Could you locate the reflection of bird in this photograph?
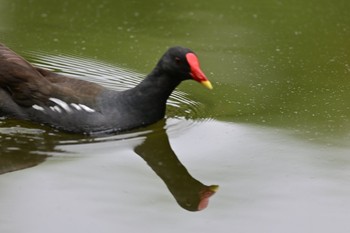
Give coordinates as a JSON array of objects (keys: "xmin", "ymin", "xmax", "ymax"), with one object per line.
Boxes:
[
  {"xmin": 0, "ymin": 143, "xmax": 46, "ymax": 174},
  {"xmin": 134, "ymin": 122, "xmax": 218, "ymax": 211},
  {"xmin": 0, "ymin": 122, "xmax": 59, "ymax": 174},
  {"xmin": 0, "ymin": 44, "xmax": 212, "ymax": 134}
]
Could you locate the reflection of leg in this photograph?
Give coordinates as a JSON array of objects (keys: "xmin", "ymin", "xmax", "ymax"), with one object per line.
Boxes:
[{"xmin": 134, "ymin": 123, "xmax": 217, "ymax": 211}]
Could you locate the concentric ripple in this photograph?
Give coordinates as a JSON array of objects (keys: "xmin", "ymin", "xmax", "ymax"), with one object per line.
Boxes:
[{"xmin": 20, "ymin": 51, "xmax": 211, "ymax": 142}]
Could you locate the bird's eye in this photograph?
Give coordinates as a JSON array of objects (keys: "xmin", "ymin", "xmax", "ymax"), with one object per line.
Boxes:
[{"xmin": 175, "ymin": 57, "xmax": 181, "ymax": 64}]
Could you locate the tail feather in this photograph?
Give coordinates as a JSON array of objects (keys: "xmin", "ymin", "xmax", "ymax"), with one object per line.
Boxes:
[
  {"xmin": 0, "ymin": 43, "xmax": 51, "ymax": 107},
  {"xmin": 0, "ymin": 43, "xmax": 36, "ymax": 70}
]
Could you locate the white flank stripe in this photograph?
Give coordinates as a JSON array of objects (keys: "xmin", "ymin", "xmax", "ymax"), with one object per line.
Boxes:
[
  {"xmin": 50, "ymin": 106, "xmax": 62, "ymax": 113},
  {"xmin": 71, "ymin": 103, "xmax": 82, "ymax": 110},
  {"xmin": 79, "ymin": 104, "xmax": 96, "ymax": 113},
  {"xmin": 54, "ymin": 106, "xmax": 62, "ymax": 113},
  {"xmin": 49, "ymin": 97, "xmax": 72, "ymax": 112},
  {"xmin": 32, "ymin": 104, "xmax": 45, "ymax": 111}
]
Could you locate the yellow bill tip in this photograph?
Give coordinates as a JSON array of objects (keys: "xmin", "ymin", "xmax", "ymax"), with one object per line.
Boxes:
[
  {"xmin": 209, "ymin": 185, "xmax": 219, "ymax": 192},
  {"xmin": 201, "ymin": 80, "xmax": 213, "ymax": 90}
]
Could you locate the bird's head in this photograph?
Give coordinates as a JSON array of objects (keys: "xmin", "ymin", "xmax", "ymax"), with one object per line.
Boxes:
[{"xmin": 158, "ymin": 46, "xmax": 213, "ymax": 89}]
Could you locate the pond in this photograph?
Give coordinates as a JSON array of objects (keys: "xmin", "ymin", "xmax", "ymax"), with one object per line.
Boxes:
[{"xmin": 1, "ymin": 0, "xmax": 350, "ymax": 232}]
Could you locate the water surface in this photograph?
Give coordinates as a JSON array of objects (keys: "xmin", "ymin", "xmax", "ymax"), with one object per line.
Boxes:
[{"xmin": 1, "ymin": 0, "xmax": 350, "ymax": 232}]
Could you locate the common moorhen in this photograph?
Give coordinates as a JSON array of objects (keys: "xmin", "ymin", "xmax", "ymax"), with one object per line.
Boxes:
[{"xmin": 0, "ymin": 44, "xmax": 212, "ymax": 134}]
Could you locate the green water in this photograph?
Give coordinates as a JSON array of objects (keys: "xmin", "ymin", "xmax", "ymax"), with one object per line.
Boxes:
[
  {"xmin": 1, "ymin": 0, "xmax": 350, "ymax": 232},
  {"xmin": 2, "ymin": 0, "xmax": 349, "ymax": 141}
]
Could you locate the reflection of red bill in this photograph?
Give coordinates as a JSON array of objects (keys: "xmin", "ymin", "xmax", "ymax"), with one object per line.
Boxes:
[{"xmin": 198, "ymin": 185, "xmax": 219, "ymax": 211}]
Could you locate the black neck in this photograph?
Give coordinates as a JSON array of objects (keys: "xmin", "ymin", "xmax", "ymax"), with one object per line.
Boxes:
[
  {"xmin": 135, "ymin": 67, "xmax": 181, "ymax": 102},
  {"xmin": 118, "ymin": 67, "xmax": 181, "ymax": 125}
]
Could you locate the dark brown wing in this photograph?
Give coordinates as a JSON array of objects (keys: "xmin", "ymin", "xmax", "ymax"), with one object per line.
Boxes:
[
  {"xmin": 0, "ymin": 44, "xmax": 104, "ymax": 107},
  {"xmin": 35, "ymin": 67, "xmax": 105, "ymax": 105}
]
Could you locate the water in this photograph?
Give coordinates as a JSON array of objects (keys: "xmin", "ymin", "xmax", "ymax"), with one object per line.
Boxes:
[{"xmin": 1, "ymin": 0, "xmax": 350, "ymax": 232}]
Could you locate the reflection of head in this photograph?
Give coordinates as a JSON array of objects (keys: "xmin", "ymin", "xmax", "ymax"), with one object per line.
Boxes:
[
  {"xmin": 134, "ymin": 123, "xmax": 218, "ymax": 211},
  {"xmin": 198, "ymin": 185, "xmax": 219, "ymax": 211},
  {"xmin": 174, "ymin": 184, "xmax": 219, "ymax": 211}
]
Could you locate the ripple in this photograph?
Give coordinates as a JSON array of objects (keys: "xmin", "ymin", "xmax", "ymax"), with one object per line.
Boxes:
[
  {"xmin": 0, "ymin": 52, "xmax": 213, "ymax": 174},
  {"xmin": 21, "ymin": 51, "xmax": 210, "ymax": 142},
  {"xmin": 25, "ymin": 51, "xmax": 206, "ymax": 119}
]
